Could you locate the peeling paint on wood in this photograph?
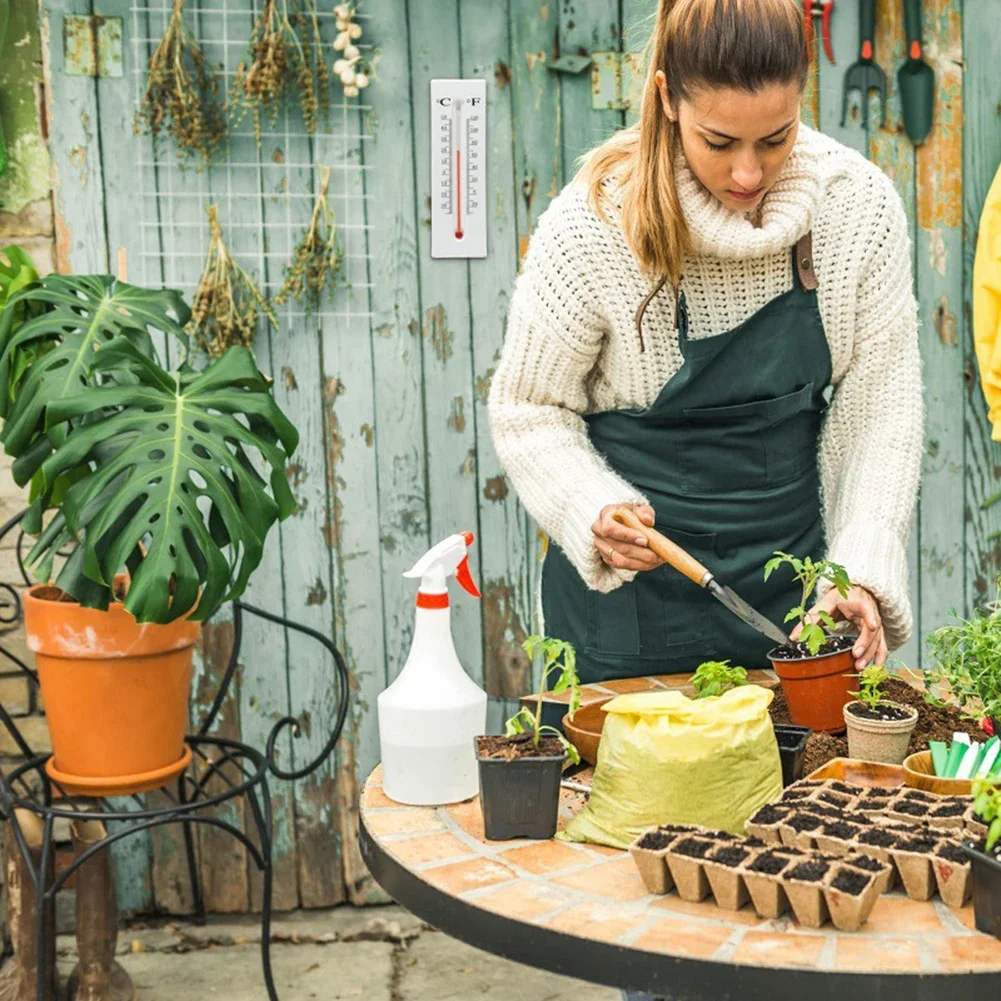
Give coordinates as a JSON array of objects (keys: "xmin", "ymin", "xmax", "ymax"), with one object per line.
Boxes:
[
  {"xmin": 447, "ymin": 395, "xmax": 465, "ymax": 432},
  {"xmin": 283, "ymin": 365, "xmax": 298, "ymax": 390},
  {"xmin": 425, "ymin": 303, "xmax": 454, "ymax": 362},
  {"xmin": 360, "ymin": 422, "xmax": 374, "ymax": 446},
  {"xmin": 495, "ymin": 60, "xmax": 512, "ymax": 89},
  {"xmin": 482, "ymin": 577, "xmax": 531, "ymax": 697},
  {"xmin": 934, "ymin": 295, "xmax": 958, "ymax": 346},
  {"xmin": 476, "ymin": 369, "xmax": 494, "ymax": 402},
  {"xmin": 306, "ymin": 577, "xmax": 328, "ymax": 605},
  {"xmin": 484, "ymin": 474, "xmax": 508, "ymax": 501}
]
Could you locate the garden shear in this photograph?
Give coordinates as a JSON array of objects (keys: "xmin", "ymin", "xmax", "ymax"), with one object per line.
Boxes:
[
  {"xmin": 841, "ymin": 0, "xmax": 886, "ymax": 128},
  {"xmin": 804, "ymin": 0, "xmax": 836, "ymax": 64}
]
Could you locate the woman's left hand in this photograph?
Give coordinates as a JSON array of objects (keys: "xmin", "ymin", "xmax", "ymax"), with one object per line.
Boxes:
[{"xmin": 790, "ymin": 585, "xmax": 887, "ymax": 669}]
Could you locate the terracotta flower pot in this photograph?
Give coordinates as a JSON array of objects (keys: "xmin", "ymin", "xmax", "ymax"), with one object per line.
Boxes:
[
  {"xmin": 24, "ymin": 585, "xmax": 200, "ymax": 794},
  {"xmin": 768, "ymin": 639, "xmax": 859, "ymax": 734},
  {"xmin": 843, "ymin": 700, "xmax": 919, "ymax": 765}
]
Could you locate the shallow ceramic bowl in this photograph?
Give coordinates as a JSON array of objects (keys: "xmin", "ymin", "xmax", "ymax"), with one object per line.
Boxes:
[
  {"xmin": 562, "ymin": 700, "xmax": 611, "ymax": 766},
  {"xmin": 903, "ymin": 750, "xmax": 972, "ymax": 795}
]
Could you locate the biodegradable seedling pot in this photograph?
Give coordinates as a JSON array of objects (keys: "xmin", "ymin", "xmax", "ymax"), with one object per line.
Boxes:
[
  {"xmin": 768, "ymin": 637, "xmax": 859, "ymax": 734},
  {"xmin": 843, "ymin": 700, "xmax": 919, "ymax": 765},
  {"xmin": 933, "ymin": 842, "xmax": 973, "ymax": 909},
  {"xmin": 703, "ymin": 844, "xmax": 756, "ymax": 911},
  {"xmin": 742, "ymin": 850, "xmax": 799, "ymax": 919},
  {"xmin": 779, "ymin": 812, "xmax": 824, "ymax": 850},
  {"xmin": 890, "ymin": 837, "xmax": 938, "ymax": 901},
  {"xmin": 843, "ymin": 852, "xmax": 893, "ymax": 895},
  {"xmin": 23, "ymin": 584, "xmax": 200, "ymax": 795},
  {"xmin": 853, "ymin": 829, "xmax": 902, "ymax": 891},
  {"xmin": 629, "ymin": 829, "xmax": 677, "ymax": 895},
  {"xmin": 774, "ymin": 725, "xmax": 813, "ymax": 786},
  {"xmin": 824, "ymin": 866, "xmax": 881, "ymax": 932},
  {"xmin": 962, "ymin": 840, "xmax": 1001, "ymax": 939},
  {"xmin": 815, "ymin": 820, "xmax": 864, "ymax": 857},
  {"xmin": 745, "ymin": 803, "xmax": 790, "ymax": 845},
  {"xmin": 475, "ymin": 738, "xmax": 565, "ymax": 841},
  {"xmin": 926, "ymin": 798, "xmax": 968, "ymax": 831},
  {"xmin": 782, "ymin": 859, "xmax": 833, "ymax": 928},
  {"xmin": 666, "ymin": 837, "xmax": 715, "ymax": 903},
  {"xmin": 965, "ymin": 804, "xmax": 989, "ymax": 841}
]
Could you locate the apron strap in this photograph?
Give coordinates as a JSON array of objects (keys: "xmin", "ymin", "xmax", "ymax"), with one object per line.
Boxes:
[
  {"xmin": 634, "ymin": 275, "xmax": 679, "ymax": 353},
  {"xmin": 795, "ymin": 231, "xmax": 818, "ymax": 291}
]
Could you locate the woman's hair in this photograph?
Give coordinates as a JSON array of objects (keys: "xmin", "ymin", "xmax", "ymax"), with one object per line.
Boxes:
[{"xmin": 580, "ymin": 0, "xmax": 809, "ymax": 289}]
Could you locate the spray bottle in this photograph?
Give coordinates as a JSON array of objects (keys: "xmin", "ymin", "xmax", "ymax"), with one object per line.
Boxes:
[{"xmin": 378, "ymin": 531, "xmax": 487, "ymax": 805}]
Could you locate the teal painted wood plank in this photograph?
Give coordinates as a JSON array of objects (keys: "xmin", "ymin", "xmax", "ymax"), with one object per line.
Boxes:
[
  {"xmin": 42, "ymin": 0, "xmax": 107, "ymax": 273},
  {"xmin": 406, "ymin": 1, "xmax": 483, "ymax": 684},
  {"xmin": 366, "ymin": 0, "xmax": 428, "ymax": 692},
  {"xmin": 816, "ymin": 0, "xmax": 867, "ymax": 154},
  {"xmin": 914, "ymin": 0, "xmax": 963, "ymax": 657},
  {"xmin": 962, "ymin": 3, "xmax": 1001, "ymax": 612},
  {"xmin": 460, "ymin": 0, "xmax": 533, "ymax": 702}
]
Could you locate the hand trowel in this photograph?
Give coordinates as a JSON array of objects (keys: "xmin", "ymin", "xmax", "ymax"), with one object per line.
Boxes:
[
  {"xmin": 613, "ymin": 509, "xmax": 790, "ymax": 648},
  {"xmin": 898, "ymin": 0, "xmax": 935, "ymax": 145}
]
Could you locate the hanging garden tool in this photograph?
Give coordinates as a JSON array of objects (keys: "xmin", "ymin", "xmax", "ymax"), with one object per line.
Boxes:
[
  {"xmin": 898, "ymin": 0, "xmax": 935, "ymax": 144},
  {"xmin": 803, "ymin": 0, "xmax": 836, "ymax": 65},
  {"xmin": 841, "ymin": 0, "xmax": 886, "ymax": 128}
]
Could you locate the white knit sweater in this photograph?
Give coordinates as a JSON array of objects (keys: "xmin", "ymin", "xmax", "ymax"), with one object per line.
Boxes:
[{"xmin": 487, "ymin": 124, "xmax": 924, "ymax": 651}]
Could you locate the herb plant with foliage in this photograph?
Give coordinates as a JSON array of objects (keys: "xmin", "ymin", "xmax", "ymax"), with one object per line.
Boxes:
[
  {"xmin": 691, "ymin": 660, "xmax": 747, "ymax": 699},
  {"xmin": 0, "ymin": 265, "xmax": 298, "ymax": 625},
  {"xmin": 850, "ymin": 664, "xmax": 891, "ymax": 711},
  {"xmin": 972, "ymin": 777, "xmax": 1001, "ymax": 853},
  {"xmin": 505, "ymin": 635, "xmax": 581, "ymax": 764},
  {"xmin": 764, "ymin": 551, "xmax": 852, "ymax": 655}
]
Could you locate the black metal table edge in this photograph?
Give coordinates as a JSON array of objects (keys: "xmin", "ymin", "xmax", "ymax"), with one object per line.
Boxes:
[{"xmin": 360, "ymin": 813, "xmax": 998, "ymax": 1001}]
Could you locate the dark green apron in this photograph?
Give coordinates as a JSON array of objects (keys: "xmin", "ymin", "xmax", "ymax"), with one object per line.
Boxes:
[{"xmin": 541, "ymin": 233, "xmax": 833, "ymax": 685}]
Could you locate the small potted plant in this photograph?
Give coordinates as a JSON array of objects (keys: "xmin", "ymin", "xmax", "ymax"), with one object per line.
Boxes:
[
  {"xmin": 843, "ymin": 664, "xmax": 918, "ymax": 764},
  {"xmin": 764, "ymin": 551, "xmax": 856, "ymax": 734},
  {"xmin": 963, "ymin": 777, "xmax": 1001, "ymax": 938},
  {"xmin": 476, "ymin": 635, "xmax": 580, "ymax": 840},
  {"xmin": 691, "ymin": 659, "xmax": 747, "ymax": 699},
  {"xmin": 0, "ymin": 258, "xmax": 298, "ymax": 794}
]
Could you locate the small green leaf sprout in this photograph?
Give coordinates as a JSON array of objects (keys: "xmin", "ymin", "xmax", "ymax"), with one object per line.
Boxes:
[
  {"xmin": 691, "ymin": 660, "xmax": 748, "ymax": 700},
  {"xmin": 764, "ymin": 551, "xmax": 851, "ymax": 656}
]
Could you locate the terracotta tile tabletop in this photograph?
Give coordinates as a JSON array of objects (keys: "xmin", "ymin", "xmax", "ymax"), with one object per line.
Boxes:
[{"xmin": 359, "ymin": 765, "xmax": 1001, "ymax": 979}]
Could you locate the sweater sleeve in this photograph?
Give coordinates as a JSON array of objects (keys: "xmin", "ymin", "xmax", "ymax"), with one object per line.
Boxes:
[
  {"xmin": 487, "ymin": 189, "xmax": 648, "ymax": 592},
  {"xmin": 817, "ymin": 174, "xmax": 924, "ymax": 651}
]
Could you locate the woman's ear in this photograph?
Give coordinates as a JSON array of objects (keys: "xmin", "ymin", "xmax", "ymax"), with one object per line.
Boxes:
[{"xmin": 654, "ymin": 70, "xmax": 675, "ymax": 121}]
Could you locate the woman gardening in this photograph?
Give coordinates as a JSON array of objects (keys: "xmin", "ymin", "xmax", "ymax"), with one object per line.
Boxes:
[{"xmin": 487, "ymin": 0, "xmax": 922, "ymax": 697}]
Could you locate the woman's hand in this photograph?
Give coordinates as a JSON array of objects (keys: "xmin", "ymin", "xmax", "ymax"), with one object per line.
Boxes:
[
  {"xmin": 591, "ymin": 504, "xmax": 665, "ymax": 572},
  {"xmin": 791, "ymin": 585, "xmax": 887, "ymax": 669}
]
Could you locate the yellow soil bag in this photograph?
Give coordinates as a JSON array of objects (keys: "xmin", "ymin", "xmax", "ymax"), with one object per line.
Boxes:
[{"xmin": 559, "ymin": 685, "xmax": 782, "ymax": 849}]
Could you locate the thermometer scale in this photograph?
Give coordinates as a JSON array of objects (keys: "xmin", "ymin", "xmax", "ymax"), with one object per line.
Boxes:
[{"xmin": 431, "ymin": 79, "xmax": 487, "ymax": 258}]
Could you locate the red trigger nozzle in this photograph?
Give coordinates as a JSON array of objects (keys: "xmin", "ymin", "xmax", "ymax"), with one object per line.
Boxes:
[{"xmin": 456, "ymin": 554, "xmax": 480, "ymax": 598}]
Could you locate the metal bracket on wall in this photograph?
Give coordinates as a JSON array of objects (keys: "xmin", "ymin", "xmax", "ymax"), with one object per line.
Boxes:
[
  {"xmin": 590, "ymin": 51, "xmax": 644, "ymax": 112},
  {"xmin": 63, "ymin": 15, "xmax": 123, "ymax": 78}
]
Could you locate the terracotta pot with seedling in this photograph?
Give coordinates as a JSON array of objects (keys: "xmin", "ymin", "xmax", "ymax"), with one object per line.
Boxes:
[
  {"xmin": 843, "ymin": 664, "xmax": 918, "ymax": 764},
  {"xmin": 963, "ymin": 778, "xmax": 1001, "ymax": 938},
  {"xmin": 765, "ymin": 552, "xmax": 857, "ymax": 734},
  {"xmin": 476, "ymin": 636, "xmax": 580, "ymax": 840}
]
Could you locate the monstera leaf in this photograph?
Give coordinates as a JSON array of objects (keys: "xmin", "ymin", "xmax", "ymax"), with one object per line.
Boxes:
[{"xmin": 33, "ymin": 337, "xmax": 298, "ymax": 623}]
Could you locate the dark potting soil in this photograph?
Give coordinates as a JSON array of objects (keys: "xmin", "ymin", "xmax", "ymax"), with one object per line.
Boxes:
[
  {"xmin": 818, "ymin": 791, "xmax": 851, "ymax": 807},
  {"xmin": 831, "ymin": 869, "xmax": 870, "ymax": 895},
  {"xmin": 750, "ymin": 804, "xmax": 788, "ymax": 825},
  {"xmin": 710, "ymin": 846, "xmax": 750, "ymax": 868},
  {"xmin": 858, "ymin": 828, "xmax": 898, "ymax": 847},
  {"xmin": 821, "ymin": 821, "xmax": 861, "ymax": 840},
  {"xmin": 897, "ymin": 836, "xmax": 938, "ymax": 854},
  {"xmin": 476, "ymin": 734, "xmax": 565, "ymax": 760},
  {"xmin": 745, "ymin": 836, "xmax": 766, "ymax": 849},
  {"xmin": 807, "ymin": 804, "xmax": 845, "ymax": 819},
  {"xmin": 673, "ymin": 837, "xmax": 713, "ymax": 859},
  {"xmin": 769, "ymin": 633, "xmax": 855, "ymax": 661},
  {"xmin": 857, "ymin": 787, "xmax": 895, "ymax": 802},
  {"xmin": 802, "ymin": 733, "xmax": 850, "ymax": 775},
  {"xmin": 845, "ymin": 854, "xmax": 884, "ymax": 873},
  {"xmin": 657, "ymin": 824, "xmax": 702, "ymax": 834},
  {"xmin": 846, "ymin": 702, "xmax": 914, "ymax": 723},
  {"xmin": 894, "ymin": 800, "xmax": 929, "ymax": 818},
  {"xmin": 829, "ymin": 781, "xmax": 864, "ymax": 796},
  {"xmin": 781, "ymin": 788, "xmax": 812, "ymax": 800},
  {"xmin": 935, "ymin": 842, "xmax": 970, "ymax": 864},
  {"xmin": 698, "ymin": 828, "xmax": 734, "ymax": 841},
  {"xmin": 901, "ymin": 789, "xmax": 934, "ymax": 802},
  {"xmin": 749, "ymin": 853, "xmax": 791, "ymax": 875},
  {"xmin": 787, "ymin": 813, "xmax": 824, "ymax": 832},
  {"xmin": 930, "ymin": 800, "xmax": 967, "ymax": 818},
  {"xmin": 787, "ymin": 860, "xmax": 831, "ymax": 882},
  {"xmin": 638, "ymin": 831, "xmax": 675, "ymax": 850}
]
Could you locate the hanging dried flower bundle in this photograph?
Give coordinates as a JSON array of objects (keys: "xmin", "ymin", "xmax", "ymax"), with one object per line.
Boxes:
[
  {"xmin": 275, "ymin": 165, "xmax": 342, "ymax": 310},
  {"xmin": 134, "ymin": 0, "xmax": 226, "ymax": 166},
  {"xmin": 332, "ymin": 3, "xmax": 371, "ymax": 98},
  {"xmin": 229, "ymin": 0, "xmax": 329, "ymax": 142},
  {"xmin": 189, "ymin": 205, "xmax": 277, "ymax": 358}
]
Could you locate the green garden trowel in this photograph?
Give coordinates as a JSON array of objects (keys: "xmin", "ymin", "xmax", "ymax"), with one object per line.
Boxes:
[{"xmin": 898, "ymin": 0, "xmax": 935, "ymax": 145}]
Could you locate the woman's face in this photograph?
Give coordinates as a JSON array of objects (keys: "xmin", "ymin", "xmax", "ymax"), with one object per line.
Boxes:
[{"xmin": 655, "ymin": 74, "xmax": 801, "ymax": 215}]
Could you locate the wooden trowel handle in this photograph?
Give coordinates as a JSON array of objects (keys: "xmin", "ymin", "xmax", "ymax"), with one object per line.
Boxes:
[{"xmin": 612, "ymin": 508, "xmax": 712, "ymax": 587}]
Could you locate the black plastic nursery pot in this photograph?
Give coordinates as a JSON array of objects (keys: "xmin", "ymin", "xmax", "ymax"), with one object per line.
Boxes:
[
  {"xmin": 475, "ymin": 738, "xmax": 565, "ymax": 840},
  {"xmin": 774, "ymin": 724, "xmax": 813, "ymax": 786},
  {"xmin": 963, "ymin": 841, "xmax": 1001, "ymax": 939}
]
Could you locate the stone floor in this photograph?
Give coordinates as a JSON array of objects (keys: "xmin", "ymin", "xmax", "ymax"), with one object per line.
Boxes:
[{"xmin": 52, "ymin": 904, "xmax": 620, "ymax": 1001}]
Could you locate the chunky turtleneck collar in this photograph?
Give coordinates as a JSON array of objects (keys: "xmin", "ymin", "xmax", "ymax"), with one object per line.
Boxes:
[{"xmin": 675, "ymin": 124, "xmax": 846, "ymax": 260}]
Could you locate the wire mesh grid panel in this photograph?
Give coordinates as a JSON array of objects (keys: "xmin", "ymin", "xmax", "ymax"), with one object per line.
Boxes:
[{"xmin": 131, "ymin": 0, "xmax": 375, "ymax": 329}]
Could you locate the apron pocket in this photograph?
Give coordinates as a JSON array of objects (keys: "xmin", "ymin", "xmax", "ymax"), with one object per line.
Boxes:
[
  {"xmin": 584, "ymin": 583, "xmax": 641, "ymax": 657},
  {"xmin": 646, "ymin": 526, "xmax": 716, "ymax": 657}
]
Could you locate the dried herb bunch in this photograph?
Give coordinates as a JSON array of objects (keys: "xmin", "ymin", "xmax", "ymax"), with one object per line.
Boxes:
[
  {"xmin": 190, "ymin": 205, "xmax": 277, "ymax": 357},
  {"xmin": 135, "ymin": 0, "xmax": 226, "ymax": 166},
  {"xmin": 229, "ymin": 0, "xmax": 329, "ymax": 141},
  {"xmin": 276, "ymin": 166, "xmax": 342, "ymax": 309}
]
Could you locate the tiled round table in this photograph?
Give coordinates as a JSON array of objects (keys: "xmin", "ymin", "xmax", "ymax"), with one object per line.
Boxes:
[{"xmin": 359, "ymin": 766, "xmax": 1001, "ymax": 1000}]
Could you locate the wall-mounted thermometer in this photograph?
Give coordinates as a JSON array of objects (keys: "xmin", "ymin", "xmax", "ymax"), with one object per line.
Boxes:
[{"xmin": 431, "ymin": 79, "xmax": 487, "ymax": 259}]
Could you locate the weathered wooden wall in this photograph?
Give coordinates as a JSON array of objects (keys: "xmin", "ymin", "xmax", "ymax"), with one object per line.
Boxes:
[{"xmin": 32, "ymin": 0, "xmax": 1001, "ymax": 911}]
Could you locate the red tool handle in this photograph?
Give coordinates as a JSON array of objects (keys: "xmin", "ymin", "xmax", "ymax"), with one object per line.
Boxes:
[{"xmin": 821, "ymin": 2, "xmax": 835, "ymax": 65}]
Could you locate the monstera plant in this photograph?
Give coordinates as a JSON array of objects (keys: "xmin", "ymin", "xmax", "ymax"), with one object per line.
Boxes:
[{"xmin": 0, "ymin": 252, "xmax": 299, "ymax": 792}]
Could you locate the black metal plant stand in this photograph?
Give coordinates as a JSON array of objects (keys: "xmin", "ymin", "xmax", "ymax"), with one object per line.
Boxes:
[{"xmin": 0, "ymin": 509, "xmax": 351, "ymax": 1001}]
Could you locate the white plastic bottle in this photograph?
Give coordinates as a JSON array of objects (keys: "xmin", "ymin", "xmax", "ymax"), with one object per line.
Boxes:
[{"xmin": 378, "ymin": 531, "xmax": 487, "ymax": 805}]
